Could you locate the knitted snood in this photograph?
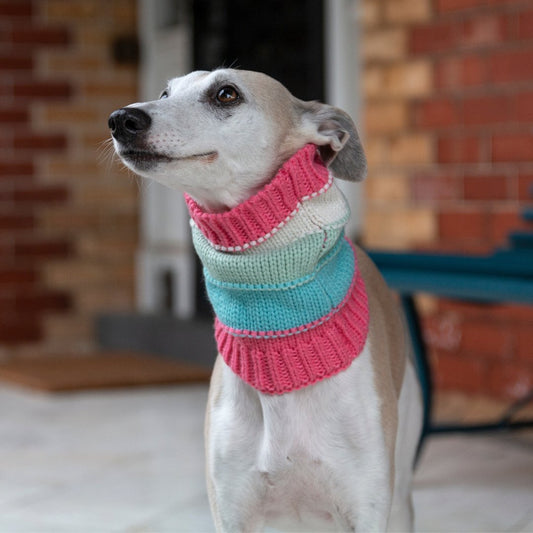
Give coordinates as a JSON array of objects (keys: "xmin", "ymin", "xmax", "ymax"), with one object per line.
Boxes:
[{"xmin": 185, "ymin": 144, "xmax": 369, "ymax": 395}]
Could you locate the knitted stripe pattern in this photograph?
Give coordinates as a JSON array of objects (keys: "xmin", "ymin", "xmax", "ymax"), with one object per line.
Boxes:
[{"xmin": 187, "ymin": 144, "xmax": 369, "ymax": 394}]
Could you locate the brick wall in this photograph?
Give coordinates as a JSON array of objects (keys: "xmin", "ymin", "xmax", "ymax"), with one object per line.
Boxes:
[
  {"xmin": 360, "ymin": 0, "xmax": 533, "ymax": 399},
  {"xmin": 0, "ymin": 0, "xmax": 138, "ymax": 359}
]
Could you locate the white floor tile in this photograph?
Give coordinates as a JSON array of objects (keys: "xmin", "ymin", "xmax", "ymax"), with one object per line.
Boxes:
[
  {"xmin": 0, "ymin": 383, "xmax": 532, "ymax": 532},
  {"xmin": 414, "ymin": 434, "xmax": 533, "ymax": 532}
]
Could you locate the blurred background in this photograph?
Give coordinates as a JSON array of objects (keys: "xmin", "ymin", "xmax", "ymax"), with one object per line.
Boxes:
[{"xmin": 1, "ymin": 0, "xmax": 532, "ymax": 402}]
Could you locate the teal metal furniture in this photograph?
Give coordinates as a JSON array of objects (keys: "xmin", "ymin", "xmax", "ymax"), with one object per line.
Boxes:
[{"xmin": 368, "ymin": 206, "xmax": 533, "ymax": 443}]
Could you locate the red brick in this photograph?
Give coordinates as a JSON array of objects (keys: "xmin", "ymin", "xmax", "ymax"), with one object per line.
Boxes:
[
  {"xmin": 0, "ymin": 53, "xmax": 33, "ymax": 71},
  {"xmin": 13, "ymin": 133, "xmax": 67, "ymax": 151},
  {"xmin": 436, "ymin": 0, "xmax": 488, "ymax": 12},
  {"xmin": 487, "ymin": 363, "xmax": 533, "ymax": 400},
  {"xmin": 438, "ymin": 300, "xmax": 490, "ymax": 320},
  {"xmin": 422, "ymin": 314, "xmax": 462, "ymax": 352},
  {"xmin": 1, "ymin": 290, "xmax": 71, "ymax": 313},
  {"xmin": 415, "ymin": 98, "xmax": 460, "ymax": 128},
  {"xmin": 438, "ymin": 298, "xmax": 533, "ymax": 318},
  {"xmin": 435, "ymin": 351, "xmax": 485, "ymax": 394},
  {"xmin": 492, "ymin": 132, "xmax": 533, "ymax": 162},
  {"xmin": 463, "ymin": 94, "xmax": 510, "ymax": 126},
  {"xmin": 489, "ymin": 49, "xmax": 533, "ymax": 83},
  {"xmin": 0, "ymin": 107, "xmax": 28, "ymax": 123},
  {"xmin": 11, "ymin": 27, "xmax": 70, "ymax": 46},
  {"xmin": 0, "ymin": 132, "xmax": 12, "ymax": 150},
  {"xmin": 415, "ymin": 241, "xmax": 493, "ymax": 254},
  {"xmin": 439, "ymin": 300, "xmax": 533, "ymax": 323},
  {"xmin": 438, "ymin": 135, "xmax": 481, "ymax": 163},
  {"xmin": 410, "ymin": 21, "xmax": 457, "ymax": 54},
  {"xmin": 518, "ymin": 8, "xmax": 533, "ymax": 39},
  {"xmin": 517, "ymin": 326, "xmax": 533, "ymax": 362},
  {"xmin": 0, "ymin": 315, "xmax": 41, "ymax": 344},
  {"xmin": 0, "ymin": 240, "xmax": 12, "ymax": 259},
  {"xmin": 458, "ymin": 14, "xmax": 507, "ymax": 48},
  {"xmin": 464, "ymin": 174, "xmax": 509, "ymax": 201},
  {"xmin": 0, "ymin": 189, "xmax": 12, "ymax": 202},
  {"xmin": 518, "ymin": 174, "xmax": 533, "ymax": 200},
  {"xmin": 13, "ymin": 185, "xmax": 69, "ymax": 204},
  {"xmin": 438, "ymin": 210, "xmax": 487, "ymax": 243},
  {"xmin": 460, "ymin": 320, "xmax": 512, "ymax": 359},
  {"xmin": 436, "ymin": 55, "xmax": 487, "ymax": 89},
  {"xmin": 0, "ymin": 214, "xmax": 34, "ymax": 230},
  {"xmin": 412, "ymin": 173, "xmax": 463, "ymax": 203},
  {"xmin": 0, "ymin": 161, "xmax": 34, "ymax": 177},
  {"xmin": 488, "ymin": 209, "xmax": 529, "ymax": 245},
  {"xmin": 14, "ymin": 80, "xmax": 72, "ymax": 101},
  {"xmin": 512, "ymin": 91, "xmax": 533, "ymax": 122},
  {"xmin": 0, "ymin": 1, "xmax": 32, "ymax": 17},
  {"xmin": 14, "ymin": 239, "xmax": 71, "ymax": 258},
  {"xmin": 0, "ymin": 267, "xmax": 36, "ymax": 286}
]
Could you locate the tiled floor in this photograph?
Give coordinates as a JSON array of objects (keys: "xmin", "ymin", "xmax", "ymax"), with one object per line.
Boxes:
[{"xmin": 0, "ymin": 383, "xmax": 532, "ymax": 533}]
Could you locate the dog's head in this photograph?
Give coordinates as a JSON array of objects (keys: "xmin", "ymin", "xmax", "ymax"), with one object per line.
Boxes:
[{"xmin": 109, "ymin": 69, "xmax": 366, "ymax": 212}]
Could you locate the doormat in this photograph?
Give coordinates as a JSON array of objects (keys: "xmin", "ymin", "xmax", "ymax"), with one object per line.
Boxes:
[{"xmin": 0, "ymin": 351, "xmax": 212, "ymax": 392}]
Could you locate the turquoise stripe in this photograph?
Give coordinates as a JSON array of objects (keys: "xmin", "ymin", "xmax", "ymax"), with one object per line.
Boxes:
[{"xmin": 204, "ymin": 236, "xmax": 355, "ymax": 332}]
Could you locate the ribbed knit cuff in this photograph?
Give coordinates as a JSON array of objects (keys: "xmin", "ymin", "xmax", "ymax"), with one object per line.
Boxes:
[{"xmin": 184, "ymin": 144, "xmax": 331, "ymax": 252}]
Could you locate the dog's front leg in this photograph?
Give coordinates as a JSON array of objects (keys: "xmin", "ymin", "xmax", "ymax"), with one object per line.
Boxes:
[
  {"xmin": 207, "ymin": 470, "xmax": 266, "ymax": 533},
  {"xmin": 333, "ymin": 470, "xmax": 393, "ymax": 533},
  {"xmin": 326, "ymin": 414, "xmax": 395, "ymax": 531},
  {"xmin": 206, "ymin": 362, "xmax": 267, "ymax": 533}
]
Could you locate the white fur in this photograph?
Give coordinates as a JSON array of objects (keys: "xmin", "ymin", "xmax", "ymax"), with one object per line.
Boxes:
[{"xmin": 110, "ymin": 68, "xmax": 423, "ymax": 532}]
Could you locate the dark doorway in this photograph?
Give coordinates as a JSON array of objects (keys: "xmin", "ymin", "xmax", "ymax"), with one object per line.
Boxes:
[{"xmin": 192, "ymin": 0, "xmax": 325, "ymax": 102}]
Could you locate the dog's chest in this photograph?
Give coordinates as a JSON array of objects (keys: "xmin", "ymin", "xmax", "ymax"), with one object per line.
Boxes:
[
  {"xmin": 260, "ymin": 453, "xmax": 342, "ymax": 532},
  {"xmin": 255, "ymin": 388, "xmax": 354, "ymax": 530},
  {"xmin": 208, "ymin": 344, "xmax": 388, "ymax": 530}
]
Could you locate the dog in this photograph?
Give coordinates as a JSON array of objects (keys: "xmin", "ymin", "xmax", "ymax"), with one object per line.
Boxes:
[{"xmin": 109, "ymin": 69, "xmax": 423, "ymax": 532}]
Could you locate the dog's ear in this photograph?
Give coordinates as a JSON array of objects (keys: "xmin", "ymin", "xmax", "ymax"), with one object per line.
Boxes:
[{"xmin": 296, "ymin": 100, "xmax": 367, "ymax": 182}]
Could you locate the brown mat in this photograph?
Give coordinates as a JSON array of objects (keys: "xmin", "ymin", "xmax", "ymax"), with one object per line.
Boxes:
[{"xmin": 0, "ymin": 351, "xmax": 212, "ymax": 392}]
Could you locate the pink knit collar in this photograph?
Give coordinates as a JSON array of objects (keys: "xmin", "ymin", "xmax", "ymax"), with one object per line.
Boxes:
[{"xmin": 184, "ymin": 144, "xmax": 331, "ymax": 252}]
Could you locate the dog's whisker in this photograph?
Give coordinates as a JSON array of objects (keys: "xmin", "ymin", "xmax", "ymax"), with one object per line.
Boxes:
[{"xmin": 96, "ymin": 138, "xmax": 118, "ymax": 173}]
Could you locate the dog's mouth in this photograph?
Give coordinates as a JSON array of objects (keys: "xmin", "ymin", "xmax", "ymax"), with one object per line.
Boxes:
[
  {"xmin": 119, "ymin": 149, "xmax": 218, "ymax": 167},
  {"xmin": 120, "ymin": 150, "xmax": 173, "ymax": 165}
]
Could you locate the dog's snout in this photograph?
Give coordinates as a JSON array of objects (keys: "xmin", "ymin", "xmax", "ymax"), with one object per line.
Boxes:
[{"xmin": 108, "ymin": 108, "xmax": 152, "ymax": 142}]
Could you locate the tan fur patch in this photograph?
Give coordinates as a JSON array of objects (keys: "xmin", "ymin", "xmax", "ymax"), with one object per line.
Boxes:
[{"xmin": 356, "ymin": 246, "xmax": 407, "ymax": 479}]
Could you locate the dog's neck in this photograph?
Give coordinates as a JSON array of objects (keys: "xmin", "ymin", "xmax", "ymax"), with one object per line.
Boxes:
[
  {"xmin": 186, "ymin": 145, "xmax": 369, "ymax": 394},
  {"xmin": 185, "ymin": 144, "xmax": 333, "ymax": 250}
]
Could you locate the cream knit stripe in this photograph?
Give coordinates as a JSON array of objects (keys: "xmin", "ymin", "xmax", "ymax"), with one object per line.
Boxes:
[{"xmin": 191, "ymin": 224, "xmax": 345, "ymax": 285}]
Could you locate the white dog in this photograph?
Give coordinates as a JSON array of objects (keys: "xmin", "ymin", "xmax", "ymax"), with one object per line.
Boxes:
[{"xmin": 109, "ymin": 69, "xmax": 423, "ymax": 532}]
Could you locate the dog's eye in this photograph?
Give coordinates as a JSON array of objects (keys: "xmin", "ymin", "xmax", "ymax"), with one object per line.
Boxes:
[
  {"xmin": 216, "ymin": 86, "xmax": 240, "ymax": 105},
  {"xmin": 160, "ymin": 90, "xmax": 169, "ymax": 99}
]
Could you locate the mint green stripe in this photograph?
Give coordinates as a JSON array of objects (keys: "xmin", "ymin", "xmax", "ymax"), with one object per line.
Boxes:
[{"xmin": 192, "ymin": 224, "xmax": 345, "ymax": 286}]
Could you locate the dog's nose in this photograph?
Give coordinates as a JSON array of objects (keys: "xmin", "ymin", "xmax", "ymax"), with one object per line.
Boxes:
[{"xmin": 108, "ymin": 107, "xmax": 152, "ymax": 142}]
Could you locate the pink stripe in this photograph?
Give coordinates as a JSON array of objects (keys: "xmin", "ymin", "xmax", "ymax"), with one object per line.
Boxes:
[{"xmin": 185, "ymin": 144, "xmax": 331, "ymax": 250}]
